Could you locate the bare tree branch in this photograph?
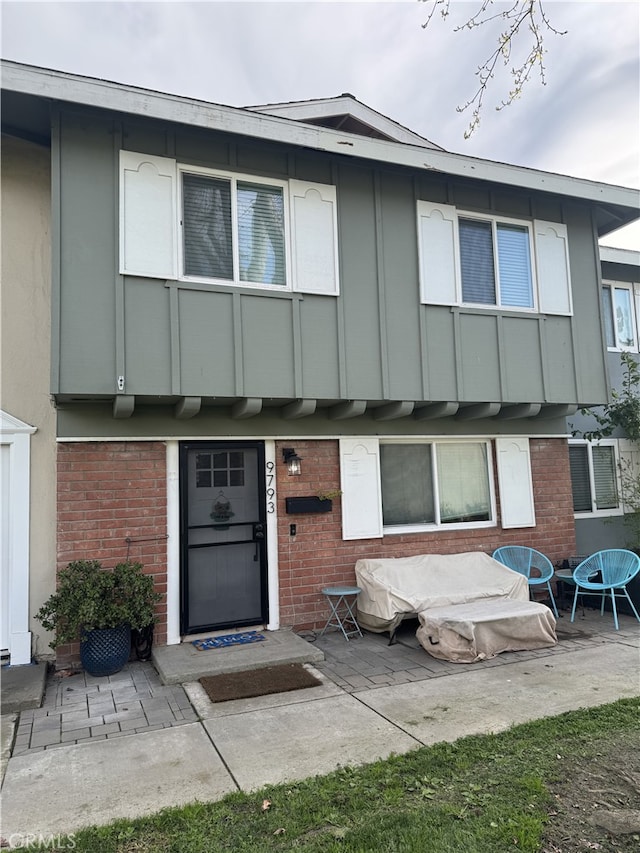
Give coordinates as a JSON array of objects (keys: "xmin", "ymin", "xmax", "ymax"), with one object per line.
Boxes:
[{"xmin": 421, "ymin": 0, "xmax": 567, "ymax": 138}]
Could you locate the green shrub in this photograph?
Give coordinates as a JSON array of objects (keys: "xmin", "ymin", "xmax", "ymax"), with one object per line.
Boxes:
[{"xmin": 35, "ymin": 560, "xmax": 163, "ymax": 648}]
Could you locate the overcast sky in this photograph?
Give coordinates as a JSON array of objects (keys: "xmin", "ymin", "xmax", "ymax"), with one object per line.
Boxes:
[{"xmin": 2, "ymin": 0, "xmax": 639, "ymax": 248}]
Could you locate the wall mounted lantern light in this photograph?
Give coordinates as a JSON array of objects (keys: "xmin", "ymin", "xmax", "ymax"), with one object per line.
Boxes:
[{"xmin": 282, "ymin": 447, "xmax": 302, "ymax": 476}]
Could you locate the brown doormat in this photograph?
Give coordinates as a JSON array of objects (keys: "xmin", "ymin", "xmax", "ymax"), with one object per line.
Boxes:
[{"xmin": 200, "ymin": 663, "xmax": 322, "ymax": 703}]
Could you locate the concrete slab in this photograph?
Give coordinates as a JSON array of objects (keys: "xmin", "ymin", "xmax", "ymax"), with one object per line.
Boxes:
[
  {"xmin": 153, "ymin": 628, "xmax": 324, "ymax": 684},
  {"xmin": 0, "ymin": 723, "xmax": 236, "ymax": 839},
  {"xmin": 203, "ymin": 692, "xmax": 420, "ymax": 791},
  {"xmin": 1, "ymin": 663, "xmax": 48, "ymax": 714},
  {"xmin": 185, "ymin": 664, "xmax": 344, "ymax": 719},
  {"xmin": 353, "ymin": 641, "xmax": 640, "ymax": 747}
]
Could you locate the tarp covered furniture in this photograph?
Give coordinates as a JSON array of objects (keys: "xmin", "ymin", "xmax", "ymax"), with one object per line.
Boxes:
[
  {"xmin": 354, "ymin": 551, "xmax": 557, "ymax": 662},
  {"xmin": 355, "ymin": 552, "xmax": 530, "ymax": 636},
  {"xmin": 416, "ymin": 598, "xmax": 557, "ymax": 663}
]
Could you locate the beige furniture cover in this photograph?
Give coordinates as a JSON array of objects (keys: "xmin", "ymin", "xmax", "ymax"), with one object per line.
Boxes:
[
  {"xmin": 416, "ymin": 598, "xmax": 557, "ymax": 663},
  {"xmin": 355, "ymin": 552, "xmax": 529, "ymax": 635}
]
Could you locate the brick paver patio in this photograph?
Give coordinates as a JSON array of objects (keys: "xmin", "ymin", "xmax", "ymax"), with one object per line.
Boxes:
[{"xmin": 10, "ymin": 607, "xmax": 639, "ymax": 755}]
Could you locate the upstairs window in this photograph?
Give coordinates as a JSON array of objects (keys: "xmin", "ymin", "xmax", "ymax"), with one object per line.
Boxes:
[
  {"xmin": 602, "ymin": 282, "xmax": 638, "ymax": 351},
  {"xmin": 182, "ymin": 172, "xmax": 286, "ymax": 287},
  {"xmin": 459, "ymin": 218, "xmax": 533, "ymax": 308},
  {"xmin": 119, "ymin": 151, "xmax": 339, "ymax": 296},
  {"xmin": 569, "ymin": 441, "xmax": 621, "ymax": 516},
  {"xmin": 417, "ymin": 202, "xmax": 572, "ymax": 315}
]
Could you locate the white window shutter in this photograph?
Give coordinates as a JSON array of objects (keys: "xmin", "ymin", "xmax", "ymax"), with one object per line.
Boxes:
[
  {"xmin": 340, "ymin": 438, "xmax": 383, "ymax": 540},
  {"xmin": 534, "ymin": 220, "xmax": 572, "ymax": 315},
  {"xmin": 495, "ymin": 437, "xmax": 536, "ymax": 528},
  {"xmin": 417, "ymin": 201, "xmax": 459, "ymax": 305},
  {"xmin": 119, "ymin": 151, "xmax": 178, "ymax": 279},
  {"xmin": 289, "ymin": 180, "xmax": 339, "ymax": 296}
]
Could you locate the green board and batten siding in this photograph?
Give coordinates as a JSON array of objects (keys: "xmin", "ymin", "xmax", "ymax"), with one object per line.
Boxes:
[{"xmin": 52, "ymin": 107, "xmax": 608, "ymax": 437}]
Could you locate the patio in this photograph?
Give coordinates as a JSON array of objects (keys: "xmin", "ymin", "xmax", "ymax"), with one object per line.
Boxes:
[{"xmin": 311, "ymin": 607, "xmax": 640, "ymax": 693}]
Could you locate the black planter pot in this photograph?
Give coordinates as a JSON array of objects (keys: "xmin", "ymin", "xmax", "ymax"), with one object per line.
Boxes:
[{"xmin": 80, "ymin": 624, "xmax": 131, "ymax": 677}]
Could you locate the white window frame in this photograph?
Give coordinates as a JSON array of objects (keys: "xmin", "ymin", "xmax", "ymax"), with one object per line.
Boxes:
[
  {"xmin": 601, "ymin": 280, "xmax": 639, "ymax": 352},
  {"xmin": 457, "ymin": 212, "xmax": 538, "ymax": 312},
  {"xmin": 177, "ymin": 164, "xmax": 293, "ymax": 293},
  {"xmin": 569, "ymin": 438, "xmax": 624, "ymax": 518},
  {"xmin": 379, "ymin": 438, "xmax": 497, "ymax": 535}
]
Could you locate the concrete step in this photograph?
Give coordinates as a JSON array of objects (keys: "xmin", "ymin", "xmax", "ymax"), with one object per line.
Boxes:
[
  {"xmin": 152, "ymin": 628, "xmax": 325, "ymax": 685},
  {"xmin": 1, "ymin": 662, "xmax": 48, "ymax": 714}
]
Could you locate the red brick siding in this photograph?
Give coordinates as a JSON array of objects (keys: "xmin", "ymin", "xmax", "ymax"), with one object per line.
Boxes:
[
  {"xmin": 55, "ymin": 436, "xmax": 575, "ymax": 665},
  {"xmin": 56, "ymin": 442, "xmax": 167, "ymax": 669},
  {"xmin": 276, "ymin": 438, "xmax": 575, "ymax": 630}
]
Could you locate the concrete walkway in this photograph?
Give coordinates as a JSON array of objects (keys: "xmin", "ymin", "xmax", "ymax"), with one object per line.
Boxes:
[{"xmin": 1, "ymin": 611, "xmax": 639, "ymax": 843}]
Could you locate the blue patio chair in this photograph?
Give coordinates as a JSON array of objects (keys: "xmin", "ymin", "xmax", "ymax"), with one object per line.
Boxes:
[
  {"xmin": 492, "ymin": 546, "xmax": 559, "ymax": 617},
  {"xmin": 571, "ymin": 549, "xmax": 640, "ymax": 631}
]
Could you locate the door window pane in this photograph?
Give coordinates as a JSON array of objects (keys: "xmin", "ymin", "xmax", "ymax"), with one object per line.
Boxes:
[
  {"xmin": 208, "ymin": 451, "xmax": 246, "ymax": 488},
  {"xmin": 195, "ymin": 453, "xmax": 212, "ymax": 488}
]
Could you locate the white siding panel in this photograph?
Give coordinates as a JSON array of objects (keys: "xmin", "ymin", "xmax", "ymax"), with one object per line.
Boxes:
[
  {"xmin": 534, "ymin": 220, "xmax": 572, "ymax": 316},
  {"xmin": 417, "ymin": 201, "xmax": 458, "ymax": 305},
  {"xmin": 340, "ymin": 438, "xmax": 383, "ymax": 540},
  {"xmin": 119, "ymin": 151, "xmax": 177, "ymax": 279},
  {"xmin": 289, "ymin": 180, "xmax": 339, "ymax": 295},
  {"xmin": 496, "ymin": 437, "xmax": 536, "ymax": 528}
]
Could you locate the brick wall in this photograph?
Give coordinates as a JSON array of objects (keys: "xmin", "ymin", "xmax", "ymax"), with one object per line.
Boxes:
[
  {"xmin": 276, "ymin": 437, "xmax": 576, "ymax": 630},
  {"xmin": 54, "ymin": 436, "xmax": 576, "ymax": 664},
  {"xmin": 56, "ymin": 442, "xmax": 167, "ymax": 669}
]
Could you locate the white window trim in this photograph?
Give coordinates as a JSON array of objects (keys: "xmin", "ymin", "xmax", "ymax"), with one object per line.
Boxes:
[
  {"xmin": 569, "ymin": 438, "xmax": 624, "ymax": 518},
  {"xmin": 380, "ymin": 438, "xmax": 497, "ymax": 535},
  {"xmin": 602, "ymin": 280, "xmax": 639, "ymax": 352},
  {"xmin": 177, "ymin": 164, "xmax": 293, "ymax": 293},
  {"xmin": 457, "ymin": 211, "xmax": 538, "ymax": 312}
]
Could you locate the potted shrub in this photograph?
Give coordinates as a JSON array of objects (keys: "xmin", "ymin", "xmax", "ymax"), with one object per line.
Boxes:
[{"xmin": 36, "ymin": 560, "xmax": 162, "ymax": 677}]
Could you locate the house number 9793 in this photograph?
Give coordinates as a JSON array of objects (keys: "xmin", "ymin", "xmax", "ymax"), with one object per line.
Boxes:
[{"xmin": 266, "ymin": 461, "xmax": 275, "ymax": 513}]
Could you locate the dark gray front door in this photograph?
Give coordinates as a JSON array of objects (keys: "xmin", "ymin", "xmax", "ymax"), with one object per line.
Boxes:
[{"xmin": 180, "ymin": 441, "xmax": 267, "ymax": 635}]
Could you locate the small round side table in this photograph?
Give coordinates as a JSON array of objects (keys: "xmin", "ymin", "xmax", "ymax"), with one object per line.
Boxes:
[{"xmin": 319, "ymin": 586, "xmax": 363, "ymax": 640}]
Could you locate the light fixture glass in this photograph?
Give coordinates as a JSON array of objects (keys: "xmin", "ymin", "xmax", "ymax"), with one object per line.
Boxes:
[{"xmin": 282, "ymin": 448, "xmax": 302, "ymax": 476}]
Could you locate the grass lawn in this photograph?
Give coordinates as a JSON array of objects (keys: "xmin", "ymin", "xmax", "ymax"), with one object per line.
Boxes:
[{"xmin": 54, "ymin": 698, "xmax": 639, "ymax": 853}]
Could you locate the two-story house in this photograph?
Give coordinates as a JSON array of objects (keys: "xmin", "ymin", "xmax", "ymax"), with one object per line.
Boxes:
[{"xmin": 2, "ymin": 61, "xmax": 639, "ymax": 668}]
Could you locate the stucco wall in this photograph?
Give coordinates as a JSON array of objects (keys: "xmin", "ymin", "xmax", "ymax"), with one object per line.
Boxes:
[{"xmin": 1, "ymin": 134, "xmax": 56, "ymax": 657}]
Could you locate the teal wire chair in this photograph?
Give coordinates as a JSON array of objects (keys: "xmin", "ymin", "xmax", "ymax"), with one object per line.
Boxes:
[
  {"xmin": 571, "ymin": 550, "xmax": 640, "ymax": 631},
  {"xmin": 492, "ymin": 546, "xmax": 559, "ymax": 617}
]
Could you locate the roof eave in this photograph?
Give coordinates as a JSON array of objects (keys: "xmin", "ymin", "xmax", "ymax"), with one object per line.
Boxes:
[{"xmin": 2, "ymin": 60, "xmax": 639, "ymax": 229}]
